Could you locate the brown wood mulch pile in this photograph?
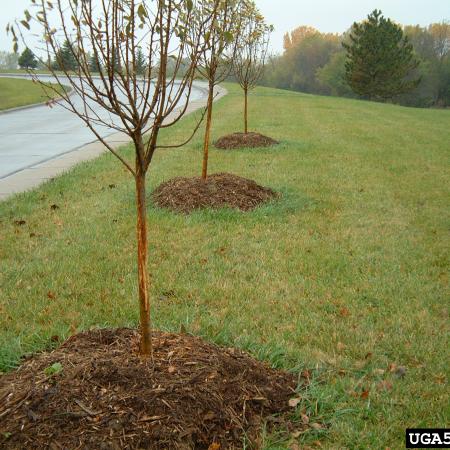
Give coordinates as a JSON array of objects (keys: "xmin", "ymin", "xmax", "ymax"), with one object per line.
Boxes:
[
  {"xmin": 214, "ymin": 133, "xmax": 278, "ymax": 150},
  {"xmin": 152, "ymin": 173, "xmax": 279, "ymax": 214},
  {"xmin": 0, "ymin": 328, "xmax": 301, "ymax": 449}
]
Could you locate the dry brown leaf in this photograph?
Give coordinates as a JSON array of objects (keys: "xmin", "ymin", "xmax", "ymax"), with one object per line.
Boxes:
[
  {"xmin": 360, "ymin": 389, "xmax": 370, "ymax": 399},
  {"xmin": 288, "ymin": 397, "xmax": 301, "ymax": 408},
  {"xmin": 301, "ymin": 413, "xmax": 309, "ymax": 424},
  {"xmin": 336, "ymin": 342, "xmax": 346, "ymax": 352},
  {"xmin": 168, "ymin": 366, "xmax": 176, "ymax": 374},
  {"xmin": 203, "ymin": 411, "xmax": 215, "ymax": 421},
  {"xmin": 208, "ymin": 443, "xmax": 220, "ymax": 450},
  {"xmin": 377, "ymin": 380, "xmax": 393, "ymax": 391},
  {"xmin": 388, "ymin": 363, "xmax": 397, "ymax": 372}
]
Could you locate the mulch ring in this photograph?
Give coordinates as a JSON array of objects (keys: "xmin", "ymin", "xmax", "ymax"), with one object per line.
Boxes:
[
  {"xmin": 215, "ymin": 132, "xmax": 278, "ymax": 150},
  {"xmin": 152, "ymin": 172, "xmax": 279, "ymax": 214},
  {"xmin": 0, "ymin": 329, "xmax": 304, "ymax": 449}
]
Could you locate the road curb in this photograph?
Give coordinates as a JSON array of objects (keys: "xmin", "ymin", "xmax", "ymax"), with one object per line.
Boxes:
[
  {"xmin": 0, "ymin": 83, "xmax": 227, "ymax": 202},
  {"xmin": 0, "ymin": 73, "xmax": 75, "ymax": 115}
]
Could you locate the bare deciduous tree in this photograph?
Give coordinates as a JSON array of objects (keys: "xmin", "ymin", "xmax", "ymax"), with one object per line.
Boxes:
[
  {"xmin": 233, "ymin": 1, "xmax": 271, "ymax": 134},
  {"xmin": 193, "ymin": 0, "xmax": 242, "ymax": 179},
  {"xmin": 9, "ymin": 0, "xmax": 216, "ymax": 357}
]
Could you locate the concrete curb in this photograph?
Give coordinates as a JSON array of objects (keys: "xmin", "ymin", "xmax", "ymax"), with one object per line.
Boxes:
[
  {"xmin": 0, "ymin": 84, "xmax": 227, "ymax": 202},
  {"xmin": 0, "ymin": 74, "xmax": 75, "ymax": 115}
]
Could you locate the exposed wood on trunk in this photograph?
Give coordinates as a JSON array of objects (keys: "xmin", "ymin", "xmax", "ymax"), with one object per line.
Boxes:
[
  {"xmin": 135, "ymin": 169, "xmax": 152, "ymax": 357},
  {"xmin": 201, "ymin": 82, "xmax": 215, "ymax": 180},
  {"xmin": 244, "ymin": 87, "xmax": 248, "ymax": 134}
]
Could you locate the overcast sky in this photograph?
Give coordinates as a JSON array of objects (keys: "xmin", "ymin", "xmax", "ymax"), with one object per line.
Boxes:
[{"xmin": 1, "ymin": 0, "xmax": 449, "ymax": 54}]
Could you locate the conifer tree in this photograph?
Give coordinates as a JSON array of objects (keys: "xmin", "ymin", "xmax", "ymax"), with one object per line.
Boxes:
[
  {"xmin": 136, "ymin": 48, "xmax": 147, "ymax": 75},
  {"xmin": 53, "ymin": 40, "xmax": 79, "ymax": 71},
  {"xmin": 88, "ymin": 53, "xmax": 101, "ymax": 73},
  {"xmin": 343, "ymin": 10, "xmax": 420, "ymax": 100},
  {"xmin": 18, "ymin": 47, "xmax": 38, "ymax": 69}
]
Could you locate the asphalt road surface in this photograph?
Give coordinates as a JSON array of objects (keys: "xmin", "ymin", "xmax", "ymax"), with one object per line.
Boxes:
[{"xmin": 0, "ymin": 74, "xmax": 206, "ymax": 179}]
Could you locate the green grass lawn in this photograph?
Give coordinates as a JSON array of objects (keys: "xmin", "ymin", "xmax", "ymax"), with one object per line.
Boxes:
[
  {"xmin": 0, "ymin": 84, "xmax": 449, "ymax": 448},
  {"xmin": 0, "ymin": 77, "xmax": 66, "ymax": 110}
]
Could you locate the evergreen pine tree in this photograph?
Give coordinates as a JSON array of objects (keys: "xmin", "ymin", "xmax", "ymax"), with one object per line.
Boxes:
[
  {"xmin": 343, "ymin": 10, "xmax": 421, "ymax": 100},
  {"xmin": 18, "ymin": 47, "xmax": 38, "ymax": 69},
  {"xmin": 53, "ymin": 40, "xmax": 78, "ymax": 71},
  {"xmin": 89, "ymin": 53, "xmax": 101, "ymax": 73},
  {"xmin": 136, "ymin": 48, "xmax": 147, "ymax": 75}
]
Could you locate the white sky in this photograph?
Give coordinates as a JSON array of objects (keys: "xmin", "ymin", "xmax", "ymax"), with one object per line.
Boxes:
[{"xmin": 1, "ymin": 0, "xmax": 449, "ymax": 54}]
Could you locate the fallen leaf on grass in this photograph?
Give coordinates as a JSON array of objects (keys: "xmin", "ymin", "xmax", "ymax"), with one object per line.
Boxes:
[
  {"xmin": 360, "ymin": 389, "xmax": 370, "ymax": 399},
  {"xmin": 310, "ymin": 423, "xmax": 322, "ymax": 430},
  {"xmin": 301, "ymin": 413, "xmax": 309, "ymax": 424},
  {"xmin": 336, "ymin": 342, "xmax": 346, "ymax": 352},
  {"xmin": 388, "ymin": 363, "xmax": 397, "ymax": 372},
  {"xmin": 377, "ymin": 380, "xmax": 393, "ymax": 391},
  {"xmin": 288, "ymin": 397, "xmax": 301, "ymax": 408}
]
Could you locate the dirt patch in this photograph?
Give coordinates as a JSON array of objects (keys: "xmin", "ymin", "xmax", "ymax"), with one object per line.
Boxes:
[
  {"xmin": 0, "ymin": 328, "xmax": 301, "ymax": 449},
  {"xmin": 152, "ymin": 173, "xmax": 279, "ymax": 214},
  {"xmin": 215, "ymin": 132, "xmax": 278, "ymax": 149}
]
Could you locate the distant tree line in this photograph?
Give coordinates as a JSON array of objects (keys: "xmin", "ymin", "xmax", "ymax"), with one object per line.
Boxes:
[{"xmin": 262, "ymin": 12, "xmax": 450, "ymax": 108}]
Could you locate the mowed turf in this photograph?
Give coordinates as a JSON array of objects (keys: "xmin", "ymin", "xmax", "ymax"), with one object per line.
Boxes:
[
  {"xmin": 0, "ymin": 77, "xmax": 65, "ymax": 110},
  {"xmin": 0, "ymin": 84, "xmax": 449, "ymax": 448}
]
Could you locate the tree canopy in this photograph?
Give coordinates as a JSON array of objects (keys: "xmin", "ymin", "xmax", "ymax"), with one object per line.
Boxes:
[
  {"xmin": 343, "ymin": 9, "xmax": 420, "ymax": 100},
  {"xmin": 18, "ymin": 47, "xmax": 38, "ymax": 70}
]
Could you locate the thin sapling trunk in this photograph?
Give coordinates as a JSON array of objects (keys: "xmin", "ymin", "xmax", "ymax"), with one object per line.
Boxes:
[
  {"xmin": 201, "ymin": 81, "xmax": 215, "ymax": 180},
  {"xmin": 135, "ymin": 166, "xmax": 152, "ymax": 356}
]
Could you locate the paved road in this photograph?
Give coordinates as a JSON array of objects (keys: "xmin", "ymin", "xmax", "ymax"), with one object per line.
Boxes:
[{"xmin": 0, "ymin": 74, "xmax": 207, "ymax": 179}]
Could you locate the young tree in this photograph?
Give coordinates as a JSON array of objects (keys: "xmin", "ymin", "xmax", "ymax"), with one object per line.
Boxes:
[
  {"xmin": 10, "ymin": 0, "xmax": 215, "ymax": 357},
  {"xmin": 194, "ymin": 0, "xmax": 242, "ymax": 179},
  {"xmin": 233, "ymin": 1, "xmax": 271, "ymax": 134},
  {"xmin": 343, "ymin": 10, "xmax": 421, "ymax": 100},
  {"xmin": 135, "ymin": 47, "xmax": 147, "ymax": 75},
  {"xmin": 18, "ymin": 47, "xmax": 38, "ymax": 69}
]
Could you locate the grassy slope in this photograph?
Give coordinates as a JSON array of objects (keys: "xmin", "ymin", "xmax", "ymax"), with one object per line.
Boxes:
[
  {"xmin": 0, "ymin": 77, "xmax": 64, "ymax": 110},
  {"xmin": 0, "ymin": 84, "xmax": 449, "ymax": 448}
]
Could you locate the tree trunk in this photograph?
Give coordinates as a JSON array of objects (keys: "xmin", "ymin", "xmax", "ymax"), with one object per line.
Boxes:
[
  {"xmin": 244, "ymin": 87, "xmax": 248, "ymax": 134},
  {"xmin": 135, "ymin": 170, "xmax": 152, "ymax": 357},
  {"xmin": 201, "ymin": 82, "xmax": 215, "ymax": 180}
]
